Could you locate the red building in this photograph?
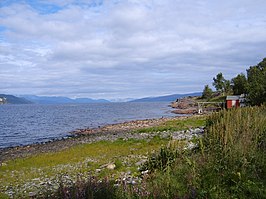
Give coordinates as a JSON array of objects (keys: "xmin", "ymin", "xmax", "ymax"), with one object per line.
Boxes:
[{"xmin": 226, "ymin": 96, "xmax": 241, "ymax": 109}]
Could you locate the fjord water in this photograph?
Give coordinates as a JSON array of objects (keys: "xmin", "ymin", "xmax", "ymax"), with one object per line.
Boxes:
[{"xmin": 0, "ymin": 102, "xmax": 175, "ymax": 148}]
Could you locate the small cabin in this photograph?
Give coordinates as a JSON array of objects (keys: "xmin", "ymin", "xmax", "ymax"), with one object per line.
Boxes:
[
  {"xmin": 226, "ymin": 95, "xmax": 246, "ymax": 109},
  {"xmin": 226, "ymin": 96, "xmax": 240, "ymax": 108}
]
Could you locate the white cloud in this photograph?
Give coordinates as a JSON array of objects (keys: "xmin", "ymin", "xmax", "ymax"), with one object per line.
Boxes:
[{"xmin": 0, "ymin": 0, "xmax": 266, "ymax": 99}]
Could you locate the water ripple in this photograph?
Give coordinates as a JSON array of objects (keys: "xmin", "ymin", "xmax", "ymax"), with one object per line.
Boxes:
[{"xmin": 0, "ymin": 102, "xmax": 175, "ymax": 148}]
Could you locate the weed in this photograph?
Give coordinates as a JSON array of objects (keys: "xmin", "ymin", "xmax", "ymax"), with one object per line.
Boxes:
[
  {"xmin": 114, "ymin": 159, "xmax": 123, "ymax": 170},
  {"xmin": 140, "ymin": 146, "xmax": 179, "ymax": 172}
]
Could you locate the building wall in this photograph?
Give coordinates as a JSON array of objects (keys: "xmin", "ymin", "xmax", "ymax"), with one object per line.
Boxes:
[
  {"xmin": 227, "ymin": 100, "xmax": 232, "ymax": 109},
  {"xmin": 226, "ymin": 100, "xmax": 240, "ymax": 109}
]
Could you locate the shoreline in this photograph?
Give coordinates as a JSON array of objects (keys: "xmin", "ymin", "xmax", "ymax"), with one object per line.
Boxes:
[{"xmin": 0, "ymin": 115, "xmax": 199, "ymax": 162}]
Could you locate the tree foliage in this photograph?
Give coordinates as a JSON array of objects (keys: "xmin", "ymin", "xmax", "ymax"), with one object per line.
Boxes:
[
  {"xmin": 246, "ymin": 58, "xmax": 266, "ymax": 105},
  {"xmin": 209, "ymin": 58, "xmax": 265, "ymax": 106},
  {"xmin": 212, "ymin": 72, "xmax": 231, "ymax": 95},
  {"xmin": 202, "ymin": 85, "xmax": 213, "ymax": 99},
  {"xmin": 212, "ymin": 72, "xmax": 225, "ymax": 92},
  {"xmin": 231, "ymin": 73, "xmax": 248, "ymax": 95},
  {"xmin": 223, "ymin": 80, "xmax": 232, "ymax": 94}
]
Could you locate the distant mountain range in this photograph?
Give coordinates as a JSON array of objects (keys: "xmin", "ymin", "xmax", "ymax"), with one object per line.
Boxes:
[
  {"xmin": 0, "ymin": 92, "xmax": 202, "ymax": 104},
  {"xmin": 130, "ymin": 92, "xmax": 202, "ymax": 102},
  {"xmin": 20, "ymin": 95, "xmax": 110, "ymax": 104}
]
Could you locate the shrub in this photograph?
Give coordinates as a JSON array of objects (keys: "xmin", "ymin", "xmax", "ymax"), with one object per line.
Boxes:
[
  {"xmin": 199, "ymin": 105, "xmax": 266, "ymax": 198},
  {"xmin": 140, "ymin": 146, "xmax": 179, "ymax": 172},
  {"xmin": 138, "ymin": 106, "xmax": 266, "ymax": 198},
  {"xmin": 49, "ymin": 177, "xmax": 117, "ymax": 199}
]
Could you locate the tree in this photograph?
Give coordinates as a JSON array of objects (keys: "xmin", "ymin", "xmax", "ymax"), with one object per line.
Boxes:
[
  {"xmin": 231, "ymin": 73, "xmax": 248, "ymax": 95},
  {"xmin": 224, "ymin": 80, "xmax": 232, "ymax": 94},
  {"xmin": 212, "ymin": 72, "xmax": 232, "ymax": 95},
  {"xmin": 213, "ymin": 73, "xmax": 225, "ymax": 93},
  {"xmin": 246, "ymin": 58, "xmax": 266, "ymax": 105},
  {"xmin": 202, "ymin": 85, "xmax": 213, "ymax": 100}
]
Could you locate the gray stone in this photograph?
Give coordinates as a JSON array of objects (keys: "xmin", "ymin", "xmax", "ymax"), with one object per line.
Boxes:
[
  {"xmin": 135, "ymin": 159, "xmax": 147, "ymax": 166},
  {"xmin": 29, "ymin": 192, "xmax": 37, "ymax": 197},
  {"xmin": 95, "ymin": 169, "xmax": 101, "ymax": 173},
  {"xmin": 141, "ymin": 170, "xmax": 149, "ymax": 175},
  {"xmin": 106, "ymin": 163, "xmax": 116, "ymax": 170}
]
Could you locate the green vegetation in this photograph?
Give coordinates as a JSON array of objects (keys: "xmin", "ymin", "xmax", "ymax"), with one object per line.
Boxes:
[
  {"xmin": 133, "ymin": 116, "xmax": 206, "ymax": 134},
  {"xmin": 0, "ymin": 138, "xmax": 168, "ymax": 197},
  {"xmin": 231, "ymin": 73, "xmax": 248, "ymax": 95},
  {"xmin": 246, "ymin": 58, "xmax": 266, "ymax": 105},
  {"xmin": 48, "ymin": 106, "xmax": 256, "ymax": 199},
  {"xmin": 203, "ymin": 58, "xmax": 266, "ymax": 106},
  {"xmin": 212, "ymin": 72, "xmax": 232, "ymax": 95},
  {"xmin": 202, "ymin": 85, "xmax": 213, "ymax": 100},
  {"xmin": 2, "ymin": 54, "xmax": 266, "ymax": 198},
  {"xmin": 28, "ymin": 105, "xmax": 264, "ymax": 199},
  {"xmin": 0, "ymin": 116, "xmax": 206, "ymax": 198},
  {"xmin": 199, "ymin": 106, "xmax": 266, "ymax": 198},
  {"xmin": 134, "ymin": 106, "xmax": 266, "ymax": 198},
  {"xmin": 1, "ymin": 105, "xmax": 265, "ymax": 198},
  {"xmin": 1, "ymin": 76, "xmax": 265, "ymax": 199}
]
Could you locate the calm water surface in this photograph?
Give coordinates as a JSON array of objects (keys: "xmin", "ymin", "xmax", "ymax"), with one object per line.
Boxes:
[{"xmin": 0, "ymin": 102, "xmax": 175, "ymax": 148}]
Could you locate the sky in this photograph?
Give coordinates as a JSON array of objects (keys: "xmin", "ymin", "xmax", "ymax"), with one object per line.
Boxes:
[{"xmin": 0, "ymin": 0, "xmax": 266, "ymax": 100}]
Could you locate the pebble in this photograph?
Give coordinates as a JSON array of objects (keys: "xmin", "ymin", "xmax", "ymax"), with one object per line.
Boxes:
[
  {"xmin": 135, "ymin": 159, "xmax": 147, "ymax": 166},
  {"xmin": 141, "ymin": 170, "xmax": 149, "ymax": 175},
  {"xmin": 29, "ymin": 192, "xmax": 37, "ymax": 197},
  {"xmin": 1, "ymin": 162, "xmax": 7, "ymax": 166},
  {"xmin": 106, "ymin": 163, "xmax": 116, "ymax": 170}
]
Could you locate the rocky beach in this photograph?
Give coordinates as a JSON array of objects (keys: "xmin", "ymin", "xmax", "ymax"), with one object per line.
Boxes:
[
  {"xmin": 0, "ymin": 115, "xmax": 201, "ymax": 162},
  {"xmin": 0, "ymin": 114, "xmax": 206, "ymax": 198}
]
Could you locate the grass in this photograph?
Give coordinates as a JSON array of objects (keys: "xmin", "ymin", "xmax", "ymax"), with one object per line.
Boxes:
[
  {"xmin": 208, "ymin": 95, "xmax": 226, "ymax": 102},
  {"xmin": 200, "ymin": 106, "xmax": 266, "ymax": 198},
  {"xmin": 133, "ymin": 116, "xmax": 206, "ymax": 134},
  {"xmin": 5, "ymin": 106, "xmax": 264, "ymax": 199},
  {"xmin": 0, "ymin": 115, "xmax": 206, "ymax": 198},
  {"xmin": 0, "ymin": 137, "xmax": 169, "ymax": 197},
  {"xmin": 4, "ymin": 107, "xmax": 264, "ymax": 199},
  {"xmin": 137, "ymin": 105, "xmax": 266, "ymax": 198}
]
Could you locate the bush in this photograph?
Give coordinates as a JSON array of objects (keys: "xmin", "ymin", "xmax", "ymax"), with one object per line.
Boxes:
[
  {"xmin": 49, "ymin": 177, "xmax": 117, "ymax": 199},
  {"xmin": 138, "ymin": 106, "xmax": 266, "ymax": 199},
  {"xmin": 200, "ymin": 106, "xmax": 266, "ymax": 198},
  {"xmin": 140, "ymin": 146, "xmax": 179, "ymax": 172}
]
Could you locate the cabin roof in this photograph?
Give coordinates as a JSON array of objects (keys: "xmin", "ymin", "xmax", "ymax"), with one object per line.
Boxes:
[{"xmin": 226, "ymin": 95, "xmax": 240, "ymax": 100}]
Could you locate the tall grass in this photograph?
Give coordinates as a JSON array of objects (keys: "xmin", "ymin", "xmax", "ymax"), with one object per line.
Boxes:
[
  {"xmin": 199, "ymin": 106, "xmax": 266, "ymax": 198},
  {"xmin": 132, "ymin": 106, "xmax": 266, "ymax": 198},
  {"xmin": 4, "ymin": 107, "xmax": 265, "ymax": 198}
]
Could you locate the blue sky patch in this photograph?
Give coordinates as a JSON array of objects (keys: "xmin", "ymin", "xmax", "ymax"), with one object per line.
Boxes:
[
  {"xmin": 0, "ymin": 0, "xmax": 62, "ymax": 14},
  {"xmin": 26, "ymin": 0, "xmax": 63, "ymax": 14}
]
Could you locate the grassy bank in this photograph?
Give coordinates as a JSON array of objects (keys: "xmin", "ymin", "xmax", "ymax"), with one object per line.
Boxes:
[
  {"xmin": 0, "ymin": 138, "xmax": 168, "ymax": 197},
  {"xmin": 3, "ymin": 107, "xmax": 264, "ymax": 199},
  {"xmin": 31, "ymin": 106, "xmax": 265, "ymax": 199},
  {"xmin": 137, "ymin": 105, "xmax": 266, "ymax": 198},
  {"xmin": 0, "ymin": 116, "xmax": 205, "ymax": 198},
  {"xmin": 133, "ymin": 116, "xmax": 206, "ymax": 133}
]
